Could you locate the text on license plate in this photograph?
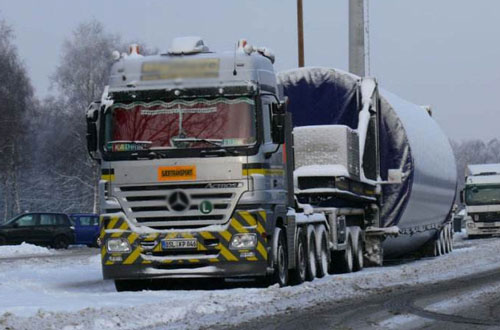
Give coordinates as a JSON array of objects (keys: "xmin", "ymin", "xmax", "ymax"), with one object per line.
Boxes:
[{"xmin": 161, "ymin": 239, "xmax": 198, "ymax": 249}]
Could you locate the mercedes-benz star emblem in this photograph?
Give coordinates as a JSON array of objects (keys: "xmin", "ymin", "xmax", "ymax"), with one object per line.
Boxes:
[{"xmin": 167, "ymin": 190, "xmax": 190, "ymax": 212}]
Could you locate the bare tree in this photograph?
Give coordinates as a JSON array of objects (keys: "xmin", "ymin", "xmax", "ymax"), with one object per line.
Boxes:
[
  {"xmin": 0, "ymin": 19, "xmax": 34, "ymax": 221},
  {"xmin": 48, "ymin": 20, "xmax": 124, "ymax": 213}
]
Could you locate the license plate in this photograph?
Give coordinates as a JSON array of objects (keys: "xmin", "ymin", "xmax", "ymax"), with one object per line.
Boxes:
[{"xmin": 161, "ymin": 239, "xmax": 198, "ymax": 249}]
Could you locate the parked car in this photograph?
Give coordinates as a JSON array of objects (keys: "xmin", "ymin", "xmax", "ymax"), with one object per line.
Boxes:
[
  {"xmin": 70, "ymin": 213, "xmax": 100, "ymax": 247},
  {"xmin": 0, "ymin": 212, "xmax": 75, "ymax": 249}
]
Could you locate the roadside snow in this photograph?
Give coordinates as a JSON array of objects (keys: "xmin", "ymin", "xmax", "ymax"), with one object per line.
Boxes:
[
  {"xmin": 0, "ymin": 242, "xmax": 54, "ymax": 257},
  {"xmin": 1, "ymin": 234, "xmax": 500, "ymax": 329}
]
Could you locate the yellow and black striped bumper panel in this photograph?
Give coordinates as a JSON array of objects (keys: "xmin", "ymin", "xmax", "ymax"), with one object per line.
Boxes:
[{"xmin": 100, "ymin": 210, "xmax": 268, "ymax": 267}]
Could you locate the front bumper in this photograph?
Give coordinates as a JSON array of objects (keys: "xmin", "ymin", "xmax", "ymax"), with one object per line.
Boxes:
[
  {"xmin": 100, "ymin": 210, "xmax": 270, "ymax": 280},
  {"xmin": 466, "ymin": 220, "xmax": 500, "ymax": 236}
]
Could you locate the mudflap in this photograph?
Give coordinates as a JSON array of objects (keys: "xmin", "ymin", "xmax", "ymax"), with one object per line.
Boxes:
[{"xmin": 364, "ymin": 235, "xmax": 383, "ymax": 267}]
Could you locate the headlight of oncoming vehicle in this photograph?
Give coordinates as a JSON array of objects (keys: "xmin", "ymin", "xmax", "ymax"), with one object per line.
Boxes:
[
  {"xmin": 230, "ymin": 233, "xmax": 257, "ymax": 250},
  {"xmin": 467, "ymin": 222, "xmax": 476, "ymax": 229},
  {"xmin": 106, "ymin": 238, "xmax": 131, "ymax": 253}
]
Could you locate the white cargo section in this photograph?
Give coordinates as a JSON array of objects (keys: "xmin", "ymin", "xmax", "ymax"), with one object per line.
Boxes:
[{"xmin": 293, "ymin": 125, "xmax": 360, "ymax": 179}]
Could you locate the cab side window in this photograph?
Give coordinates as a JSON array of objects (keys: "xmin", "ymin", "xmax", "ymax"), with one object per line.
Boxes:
[{"xmin": 261, "ymin": 102, "xmax": 272, "ymax": 143}]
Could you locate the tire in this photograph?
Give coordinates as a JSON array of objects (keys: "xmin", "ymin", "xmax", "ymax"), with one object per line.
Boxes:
[
  {"xmin": 332, "ymin": 233, "xmax": 354, "ymax": 273},
  {"xmin": 52, "ymin": 235, "xmax": 69, "ymax": 249},
  {"xmin": 435, "ymin": 231, "xmax": 443, "ymax": 256},
  {"xmin": 315, "ymin": 225, "xmax": 330, "ymax": 278},
  {"xmin": 289, "ymin": 228, "xmax": 307, "ymax": 285},
  {"xmin": 351, "ymin": 227, "xmax": 364, "ymax": 272},
  {"xmin": 272, "ymin": 227, "xmax": 289, "ymax": 287},
  {"xmin": 440, "ymin": 229, "xmax": 447, "ymax": 255},
  {"xmin": 114, "ymin": 279, "xmax": 149, "ymax": 292},
  {"xmin": 447, "ymin": 224, "xmax": 453, "ymax": 252},
  {"xmin": 305, "ymin": 226, "xmax": 317, "ymax": 281},
  {"xmin": 449, "ymin": 225, "xmax": 454, "ymax": 252}
]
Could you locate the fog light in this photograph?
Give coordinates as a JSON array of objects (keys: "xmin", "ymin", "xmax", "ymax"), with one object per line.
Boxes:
[
  {"xmin": 230, "ymin": 233, "xmax": 257, "ymax": 250},
  {"xmin": 106, "ymin": 238, "xmax": 131, "ymax": 253}
]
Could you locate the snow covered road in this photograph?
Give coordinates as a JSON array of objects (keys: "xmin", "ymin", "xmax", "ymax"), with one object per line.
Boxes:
[{"xmin": 1, "ymin": 234, "xmax": 500, "ymax": 330}]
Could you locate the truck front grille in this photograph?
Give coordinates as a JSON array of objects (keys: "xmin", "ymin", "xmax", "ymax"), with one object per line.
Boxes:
[
  {"xmin": 113, "ymin": 181, "xmax": 246, "ymax": 229},
  {"xmin": 476, "ymin": 212, "xmax": 500, "ymax": 223}
]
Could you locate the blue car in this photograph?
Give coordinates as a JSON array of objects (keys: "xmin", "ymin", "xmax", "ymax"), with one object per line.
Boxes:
[{"xmin": 70, "ymin": 213, "xmax": 100, "ymax": 247}]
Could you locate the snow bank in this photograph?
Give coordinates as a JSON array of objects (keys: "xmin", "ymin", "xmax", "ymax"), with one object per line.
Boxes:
[
  {"xmin": 0, "ymin": 243, "xmax": 54, "ymax": 258},
  {"xmin": 1, "ymin": 235, "xmax": 500, "ymax": 329}
]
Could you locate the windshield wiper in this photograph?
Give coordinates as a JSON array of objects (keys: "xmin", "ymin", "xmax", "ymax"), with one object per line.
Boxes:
[
  {"xmin": 171, "ymin": 137, "xmax": 223, "ymax": 147},
  {"xmin": 171, "ymin": 137, "xmax": 239, "ymax": 156}
]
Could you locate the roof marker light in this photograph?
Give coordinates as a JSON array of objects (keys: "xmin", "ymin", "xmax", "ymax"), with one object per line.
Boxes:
[{"xmin": 111, "ymin": 50, "xmax": 120, "ymax": 61}]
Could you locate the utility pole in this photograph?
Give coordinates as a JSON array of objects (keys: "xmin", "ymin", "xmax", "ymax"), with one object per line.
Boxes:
[
  {"xmin": 349, "ymin": 0, "xmax": 365, "ymax": 76},
  {"xmin": 297, "ymin": 0, "xmax": 305, "ymax": 67}
]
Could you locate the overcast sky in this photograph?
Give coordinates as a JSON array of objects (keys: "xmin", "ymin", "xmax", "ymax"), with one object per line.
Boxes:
[{"xmin": 1, "ymin": 0, "xmax": 499, "ymax": 141}]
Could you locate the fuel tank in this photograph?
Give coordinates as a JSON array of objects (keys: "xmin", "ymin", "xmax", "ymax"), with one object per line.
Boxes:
[{"xmin": 278, "ymin": 67, "xmax": 457, "ymax": 257}]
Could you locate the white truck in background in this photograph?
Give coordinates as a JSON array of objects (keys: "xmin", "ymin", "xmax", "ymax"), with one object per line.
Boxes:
[{"xmin": 462, "ymin": 164, "xmax": 500, "ymax": 238}]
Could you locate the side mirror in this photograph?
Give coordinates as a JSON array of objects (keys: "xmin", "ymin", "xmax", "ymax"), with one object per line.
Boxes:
[
  {"xmin": 86, "ymin": 120, "xmax": 98, "ymax": 153},
  {"xmin": 460, "ymin": 190, "xmax": 464, "ymax": 204},
  {"xmin": 86, "ymin": 104, "xmax": 99, "ymax": 153},
  {"xmin": 12, "ymin": 223, "xmax": 19, "ymax": 228},
  {"xmin": 271, "ymin": 102, "xmax": 286, "ymax": 144}
]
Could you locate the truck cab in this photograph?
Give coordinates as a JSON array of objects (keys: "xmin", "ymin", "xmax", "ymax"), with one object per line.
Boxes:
[
  {"xmin": 462, "ymin": 164, "xmax": 500, "ymax": 237},
  {"xmin": 87, "ymin": 38, "xmax": 292, "ymax": 289}
]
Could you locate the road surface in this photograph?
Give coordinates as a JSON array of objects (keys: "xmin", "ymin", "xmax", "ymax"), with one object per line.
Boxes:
[{"xmin": 234, "ymin": 262, "xmax": 500, "ymax": 329}]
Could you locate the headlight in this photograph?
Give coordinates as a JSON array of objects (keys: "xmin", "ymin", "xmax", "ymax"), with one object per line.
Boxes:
[
  {"xmin": 467, "ymin": 222, "xmax": 476, "ymax": 229},
  {"xmin": 106, "ymin": 238, "xmax": 131, "ymax": 253},
  {"xmin": 230, "ymin": 233, "xmax": 257, "ymax": 250}
]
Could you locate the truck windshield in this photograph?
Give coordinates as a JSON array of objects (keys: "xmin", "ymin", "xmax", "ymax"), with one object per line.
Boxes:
[
  {"xmin": 103, "ymin": 97, "xmax": 256, "ymax": 153},
  {"xmin": 465, "ymin": 184, "xmax": 500, "ymax": 205}
]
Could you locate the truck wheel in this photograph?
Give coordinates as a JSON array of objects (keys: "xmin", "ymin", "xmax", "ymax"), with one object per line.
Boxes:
[
  {"xmin": 52, "ymin": 236, "xmax": 69, "ymax": 249},
  {"xmin": 332, "ymin": 234, "xmax": 354, "ymax": 273},
  {"xmin": 315, "ymin": 225, "xmax": 330, "ymax": 278},
  {"xmin": 352, "ymin": 228, "xmax": 364, "ymax": 272},
  {"xmin": 440, "ymin": 229, "xmax": 447, "ymax": 255},
  {"xmin": 448, "ymin": 225, "xmax": 454, "ymax": 252},
  {"xmin": 114, "ymin": 279, "xmax": 149, "ymax": 292},
  {"xmin": 289, "ymin": 228, "xmax": 307, "ymax": 285},
  {"xmin": 445, "ymin": 226, "xmax": 451, "ymax": 253},
  {"xmin": 447, "ymin": 224, "xmax": 453, "ymax": 252},
  {"xmin": 272, "ymin": 228, "xmax": 289, "ymax": 287},
  {"xmin": 306, "ymin": 226, "xmax": 317, "ymax": 281},
  {"xmin": 434, "ymin": 232, "xmax": 443, "ymax": 256}
]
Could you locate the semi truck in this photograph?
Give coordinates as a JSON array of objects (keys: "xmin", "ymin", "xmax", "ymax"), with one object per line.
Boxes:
[
  {"xmin": 462, "ymin": 164, "xmax": 500, "ymax": 237},
  {"xmin": 86, "ymin": 37, "xmax": 457, "ymax": 291}
]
